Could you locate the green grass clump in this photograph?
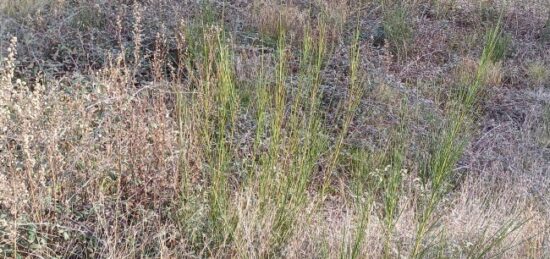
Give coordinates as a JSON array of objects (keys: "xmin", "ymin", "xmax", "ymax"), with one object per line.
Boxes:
[
  {"xmin": 174, "ymin": 21, "xmax": 239, "ymax": 251},
  {"xmin": 541, "ymin": 16, "xmax": 550, "ymax": 44},
  {"xmin": 411, "ymin": 19, "xmax": 522, "ymax": 258},
  {"xmin": 70, "ymin": 6, "xmax": 107, "ymax": 31},
  {"xmin": 486, "ymin": 30, "xmax": 511, "ymax": 63},
  {"xmin": 537, "ymin": 104, "xmax": 550, "ymax": 148},
  {"xmin": 335, "ymin": 27, "xmax": 372, "ymax": 259},
  {"xmin": 383, "ymin": 6, "xmax": 413, "ymax": 61},
  {"xmin": 175, "ymin": 13, "xmax": 334, "ymax": 256}
]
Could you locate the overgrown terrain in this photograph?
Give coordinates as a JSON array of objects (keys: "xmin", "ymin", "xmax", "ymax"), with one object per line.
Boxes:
[{"xmin": 1, "ymin": 0, "xmax": 549, "ymax": 258}]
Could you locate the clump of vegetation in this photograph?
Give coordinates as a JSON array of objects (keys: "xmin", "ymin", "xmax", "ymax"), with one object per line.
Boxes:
[
  {"xmin": 383, "ymin": 5, "xmax": 413, "ymax": 60},
  {"xmin": 542, "ymin": 16, "xmax": 550, "ymax": 44},
  {"xmin": 527, "ymin": 61, "xmax": 549, "ymax": 87},
  {"xmin": 487, "ymin": 31, "xmax": 512, "ymax": 63},
  {"xmin": 1, "ymin": 0, "xmax": 49, "ymax": 17},
  {"xmin": 536, "ymin": 104, "xmax": 550, "ymax": 148}
]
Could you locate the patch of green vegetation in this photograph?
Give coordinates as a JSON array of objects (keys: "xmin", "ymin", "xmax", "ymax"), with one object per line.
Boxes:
[
  {"xmin": 432, "ymin": 0, "xmax": 458, "ymax": 19},
  {"xmin": 541, "ymin": 16, "xmax": 550, "ymax": 44},
  {"xmin": 383, "ymin": 6, "xmax": 413, "ymax": 61},
  {"xmin": 488, "ymin": 31, "xmax": 512, "ymax": 62},
  {"xmin": 537, "ymin": 104, "xmax": 550, "ymax": 148},
  {"xmin": 70, "ymin": 6, "xmax": 107, "ymax": 31},
  {"xmin": 411, "ymin": 20, "xmax": 522, "ymax": 258},
  {"xmin": 479, "ymin": 1, "xmax": 500, "ymax": 23}
]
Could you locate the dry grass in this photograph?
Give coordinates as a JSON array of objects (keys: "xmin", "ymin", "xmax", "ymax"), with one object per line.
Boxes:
[
  {"xmin": 527, "ymin": 61, "xmax": 549, "ymax": 87},
  {"xmin": 1, "ymin": 0, "xmax": 549, "ymax": 258},
  {"xmin": 0, "ymin": 0, "xmax": 51, "ymax": 16}
]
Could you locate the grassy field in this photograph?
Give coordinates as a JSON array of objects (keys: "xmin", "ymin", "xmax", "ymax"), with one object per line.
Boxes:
[{"xmin": 1, "ymin": 0, "xmax": 549, "ymax": 258}]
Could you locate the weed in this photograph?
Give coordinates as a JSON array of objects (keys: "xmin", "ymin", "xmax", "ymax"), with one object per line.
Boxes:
[
  {"xmin": 412, "ymin": 19, "xmax": 517, "ymax": 258},
  {"xmin": 527, "ymin": 61, "xmax": 549, "ymax": 87},
  {"xmin": 536, "ymin": 104, "xmax": 550, "ymax": 148},
  {"xmin": 488, "ymin": 32, "xmax": 511, "ymax": 63},
  {"xmin": 70, "ymin": 5, "xmax": 107, "ymax": 31},
  {"xmin": 541, "ymin": 15, "xmax": 550, "ymax": 44},
  {"xmin": 383, "ymin": 6, "xmax": 413, "ymax": 61}
]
